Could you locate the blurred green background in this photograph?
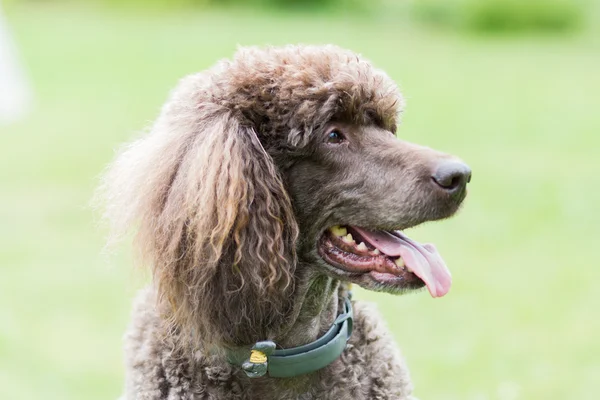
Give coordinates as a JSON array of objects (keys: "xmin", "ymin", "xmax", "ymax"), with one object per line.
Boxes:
[{"xmin": 1, "ymin": 0, "xmax": 599, "ymax": 399}]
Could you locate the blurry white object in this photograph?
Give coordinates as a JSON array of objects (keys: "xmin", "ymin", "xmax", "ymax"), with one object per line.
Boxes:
[{"xmin": 0, "ymin": 4, "xmax": 32, "ymax": 125}]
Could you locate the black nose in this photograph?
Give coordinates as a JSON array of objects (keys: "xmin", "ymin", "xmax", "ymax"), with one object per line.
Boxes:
[{"xmin": 432, "ymin": 160, "xmax": 472, "ymax": 193}]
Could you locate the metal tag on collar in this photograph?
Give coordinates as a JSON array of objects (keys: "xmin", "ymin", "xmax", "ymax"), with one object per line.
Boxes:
[{"xmin": 242, "ymin": 340, "xmax": 276, "ymax": 378}]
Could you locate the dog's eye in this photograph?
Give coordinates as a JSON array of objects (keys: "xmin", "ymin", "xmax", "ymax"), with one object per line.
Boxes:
[{"xmin": 326, "ymin": 130, "xmax": 345, "ymax": 144}]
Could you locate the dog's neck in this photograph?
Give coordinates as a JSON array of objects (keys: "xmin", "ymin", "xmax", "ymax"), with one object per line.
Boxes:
[
  {"xmin": 220, "ymin": 274, "xmax": 349, "ymax": 395},
  {"xmin": 273, "ymin": 272, "xmax": 342, "ymax": 349}
]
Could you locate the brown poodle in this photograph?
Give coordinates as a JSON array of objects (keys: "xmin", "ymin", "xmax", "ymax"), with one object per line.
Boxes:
[{"xmin": 98, "ymin": 45, "xmax": 471, "ymax": 399}]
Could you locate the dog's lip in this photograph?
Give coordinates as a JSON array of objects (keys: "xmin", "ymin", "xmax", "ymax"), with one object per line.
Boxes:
[
  {"xmin": 318, "ymin": 236, "xmax": 425, "ymax": 294},
  {"xmin": 318, "ymin": 225, "xmax": 452, "ymax": 298},
  {"xmin": 317, "ymin": 233, "xmax": 425, "ymax": 291}
]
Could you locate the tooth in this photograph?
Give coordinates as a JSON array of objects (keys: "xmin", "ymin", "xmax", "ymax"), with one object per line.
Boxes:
[
  {"xmin": 373, "ymin": 249, "xmax": 381, "ymax": 255},
  {"xmin": 394, "ymin": 257, "xmax": 405, "ymax": 269},
  {"xmin": 356, "ymin": 242, "xmax": 368, "ymax": 251},
  {"xmin": 330, "ymin": 225, "xmax": 347, "ymax": 237},
  {"xmin": 343, "ymin": 233, "xmax": 354, "ymax": 244}
]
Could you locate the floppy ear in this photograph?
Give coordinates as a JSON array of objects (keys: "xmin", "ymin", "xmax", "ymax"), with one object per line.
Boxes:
[{"xmin": 98, "ymin": 82, "xmax": 298, "ymax": 348}]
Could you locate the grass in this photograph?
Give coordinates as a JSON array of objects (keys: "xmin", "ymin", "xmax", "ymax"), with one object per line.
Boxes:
[{"xmin": 1, "ymin": 2, "xmax": 599, "ymax": 399}]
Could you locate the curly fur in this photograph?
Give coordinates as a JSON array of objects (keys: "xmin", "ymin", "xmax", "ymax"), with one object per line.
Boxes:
[
  {"xmin": 121, "ymin": 287, "xmax": 414, "ymax": 400},
  {"xmin": 97, "ymin": 45, "xmax": 457, "ymax": 399}
]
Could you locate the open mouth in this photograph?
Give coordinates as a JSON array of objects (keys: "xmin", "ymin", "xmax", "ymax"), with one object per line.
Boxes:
[{"xmin": 318, "ymin": 225, "xmax": 452, "ymax": 297}]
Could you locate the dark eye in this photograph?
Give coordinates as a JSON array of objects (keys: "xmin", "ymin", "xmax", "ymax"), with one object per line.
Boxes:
[{"xmin": 326, "ymin": 130, "xmax": 345, "ymax": 144}]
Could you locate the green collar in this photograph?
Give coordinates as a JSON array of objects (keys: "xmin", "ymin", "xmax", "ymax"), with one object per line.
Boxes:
[{"xmin": 226, "ymin": 294, "xmax": 353, "ymax": 378}]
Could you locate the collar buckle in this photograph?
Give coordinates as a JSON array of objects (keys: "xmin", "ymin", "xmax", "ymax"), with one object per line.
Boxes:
[{"xmin": 242, "ymin": 341, "xmax": 276, "ymax": 378}]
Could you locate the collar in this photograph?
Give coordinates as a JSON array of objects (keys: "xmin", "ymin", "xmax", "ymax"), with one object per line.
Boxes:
[{"xmin": 226, "ymin": 293, "xmax": 353, "ymax": 378}]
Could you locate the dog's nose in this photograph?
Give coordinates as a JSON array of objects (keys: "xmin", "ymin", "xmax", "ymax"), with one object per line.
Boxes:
[{"xmin": 431, "ymin": 160, "xmax": 472, "ymax": 193}]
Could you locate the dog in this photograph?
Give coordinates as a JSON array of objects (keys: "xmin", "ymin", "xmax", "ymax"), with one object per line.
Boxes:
[{"xmin": 98, "ymin": 45, "xmax": 470, "ymax": 399}]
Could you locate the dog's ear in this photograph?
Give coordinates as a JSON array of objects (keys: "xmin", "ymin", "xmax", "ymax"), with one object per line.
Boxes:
[{"xmin": 98, "ymin": 87, "xmax": 298, "ymax": 347}]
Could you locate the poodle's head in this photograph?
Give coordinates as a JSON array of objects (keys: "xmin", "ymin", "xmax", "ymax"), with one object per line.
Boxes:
[{"xmin": 98, "ymin": 45, "xmax": 470, "ymax": 347}]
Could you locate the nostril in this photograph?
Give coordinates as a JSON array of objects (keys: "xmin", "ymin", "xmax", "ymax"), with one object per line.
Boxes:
[
  {"xmin": 431, "ymin": 175, "xmax": 462, "ymax": 191},
  {"xmin": 432, "ymin": 160, "xmax": 472, "ymax": 192}
]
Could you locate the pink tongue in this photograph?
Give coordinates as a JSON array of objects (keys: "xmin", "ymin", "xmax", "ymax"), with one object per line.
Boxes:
[{"xmin": 352, "ymin": 227, "xmax": 452, "ymax": 298}]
